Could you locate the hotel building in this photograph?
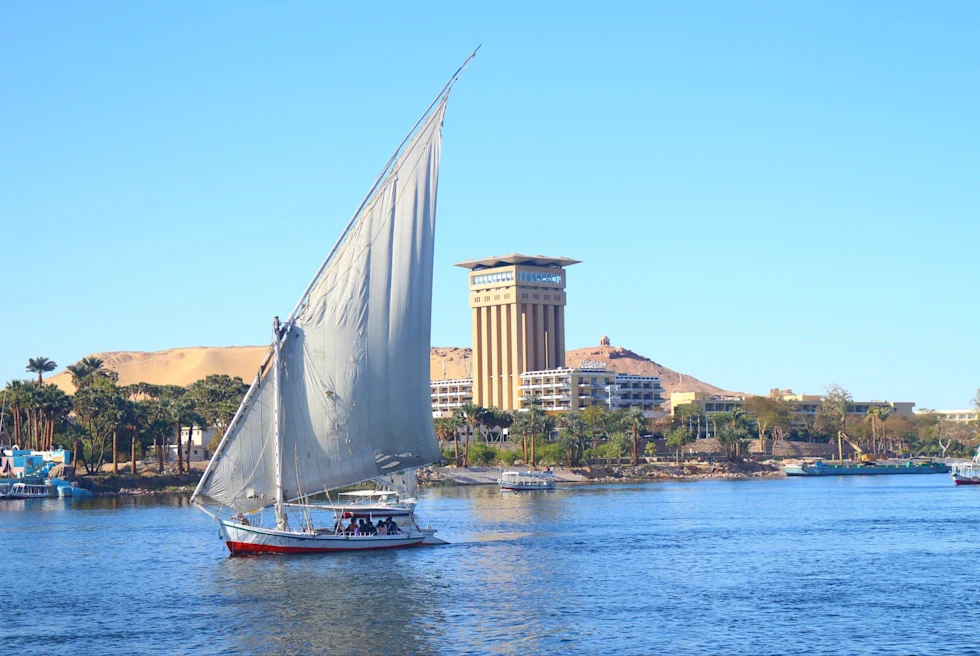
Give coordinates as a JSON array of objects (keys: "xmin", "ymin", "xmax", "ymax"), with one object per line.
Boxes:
[
  {"xmin": 914, "ymin": 408, "xmax": 979, "ymax": 423},
  {"xmin": 670, "ymin": 390, "xmax": 915, "ymax": 418},
  {"xmin": 430, "ymin": 253, "xmax": 664, "ymax": 417}
]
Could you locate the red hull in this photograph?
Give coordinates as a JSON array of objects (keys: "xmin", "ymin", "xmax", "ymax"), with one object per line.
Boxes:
[
  {"xmin": 226, "ymin": 540, "xmax": 423, "ymax": 555},
  {"xmin": 953, "ymin": 478, "xmax": 980, "ymax": 485}
]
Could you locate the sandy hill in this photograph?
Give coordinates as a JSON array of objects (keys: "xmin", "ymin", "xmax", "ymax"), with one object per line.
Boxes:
[
  {"xmin": 46, "ymin": 346, "xmax": 270, "ymax": 393},
  {"xmin": 47, "ymin": 344, "xmax": 736, "ymax": 401}
]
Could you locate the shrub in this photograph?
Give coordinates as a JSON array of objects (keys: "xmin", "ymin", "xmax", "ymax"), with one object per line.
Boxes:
[
  {"xmin": 496, "ymin": 450, "xmax": 518, "ymax": 466},
  {"xmin": 534, "ymin": 443, "xmax": 563, "ymax": 466},
  {"xmin": 468, "ymin": 443, "xmax": 497, "ymax": 466}
]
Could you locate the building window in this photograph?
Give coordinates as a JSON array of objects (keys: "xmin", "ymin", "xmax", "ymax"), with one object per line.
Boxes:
[
  {"xmin": 472, "ymin": 271, "xmax": 514, "ymax": 286},
  {"xmin": 517, "ymin": 271, "xmax": 562, "ymax": 284}
]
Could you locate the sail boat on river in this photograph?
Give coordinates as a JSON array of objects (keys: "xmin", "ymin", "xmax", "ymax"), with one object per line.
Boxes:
[{"xmin": 191, "ymin": 53, "xmax": 477, "ymax": 554}]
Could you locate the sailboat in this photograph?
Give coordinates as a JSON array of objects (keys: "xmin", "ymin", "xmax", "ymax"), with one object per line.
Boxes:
[{"xmin": 191, "ymin": 52, "xmax": 477, "ymax": 554}]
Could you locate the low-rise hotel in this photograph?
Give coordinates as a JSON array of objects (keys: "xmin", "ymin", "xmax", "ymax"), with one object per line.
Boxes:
[{"xmin": 670, "ymin": 390, "xmax": 916, "ymax": 418}]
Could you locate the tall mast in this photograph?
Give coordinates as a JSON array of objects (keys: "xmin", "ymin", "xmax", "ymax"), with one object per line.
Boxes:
[{"xmin": 272, "ymin": 316, "xmax": 286, "ymax": 528}]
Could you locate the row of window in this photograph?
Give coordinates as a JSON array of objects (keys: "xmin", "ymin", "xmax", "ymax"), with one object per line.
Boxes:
[
  {"xmin": 518, "ymin": 271, "xmax": 562, "ymax": 284},
  {"xmin": 472, "ymin": 271, "xmax": 514, "ymax": 285}
]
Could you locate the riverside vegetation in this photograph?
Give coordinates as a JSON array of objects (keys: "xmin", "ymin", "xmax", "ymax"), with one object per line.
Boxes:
[
  {"xmin": 5, "ymin": 359, "xmax": 979, "ymax": 478},
  {"xmin": 435, "ymin": 386, "xmax": 980, "ymax": 469},
  {"xmin": 1, "ymin": 356, "xmax": 247, "ymax": 481}
]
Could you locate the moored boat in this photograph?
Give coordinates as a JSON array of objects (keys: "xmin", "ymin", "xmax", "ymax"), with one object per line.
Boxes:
[
  {"xmin": 190, "ymin": 52, "xmax": 477, "ymax": 554},
  {"xmin": 7, "ymin": 482, "xmax": 54, "ymax": 499},
  {"xmin": 785, "ymin": 459, "xmax": 951, "ymax": 477},
  {"xmin": 498, "ymin": 470, "xmax": 556, "ymax": 491},
  {"xmin": 950, "ymin": 445, "xmax": 980, "ymax": 485}
]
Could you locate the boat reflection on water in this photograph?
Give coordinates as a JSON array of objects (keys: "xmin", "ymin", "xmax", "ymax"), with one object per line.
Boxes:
[{"xmin": 218, "ymin": 551, "xmax": 447, "ymax": 655}]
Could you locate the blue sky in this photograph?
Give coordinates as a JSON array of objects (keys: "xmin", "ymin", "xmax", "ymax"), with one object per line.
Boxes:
[{"xmin": 2, "ymin": 2, "xmax": 977, "ymax": 409}]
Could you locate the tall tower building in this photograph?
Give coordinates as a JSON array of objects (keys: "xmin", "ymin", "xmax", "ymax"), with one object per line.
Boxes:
[{"xmin": 454, "ymin": 254, "xmax": 580, "ymax": 411}]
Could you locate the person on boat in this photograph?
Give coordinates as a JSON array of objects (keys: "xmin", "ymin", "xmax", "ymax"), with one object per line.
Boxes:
[
  {"xmin": 384, "ymin": 516, "xmax": 400, "ymax": 534},
  {"xmin": 377, "ymin": 521, "xmax": 388, "ymax": 536},
  {"xmin": 333, "ymin": 517, "xmax": 346, "ymax": 534},
  {"xmin": 345, "ymin": 518, "xmax": 359, "ymax": 535},
  {"xmin": 363, "ymin": 519, "xmax": 378, "ymax": 535},
  {"xmin": 234, "ymin": 513, "xmax": 250, "ymax": 526}
]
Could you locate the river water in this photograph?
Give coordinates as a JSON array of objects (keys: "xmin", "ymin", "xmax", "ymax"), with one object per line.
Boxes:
[{"xmin": 3, "ymin": 476, "xmax": 980, "ymax": 655}]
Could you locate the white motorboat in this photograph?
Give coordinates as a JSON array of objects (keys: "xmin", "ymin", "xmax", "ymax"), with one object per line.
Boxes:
[
  {"xmin": 191, "ymin": 53, "xmax": 477, "ymax": 554},
  {"xmin": 7, "ymin": 482, "xmax": 52, "ymax": 499},
  {"xmin": 498, "ymin": 470, "xmax": 556, "ymax": 491}
]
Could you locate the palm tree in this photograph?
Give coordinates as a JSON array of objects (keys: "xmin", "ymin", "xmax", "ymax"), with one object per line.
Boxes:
[
  {"xmin": 80, "ymin": 356, "xmax": 104, "ymax": 371},
  {"xmin": 866, "ymin": 407, "xmax": 882, "ymax": 454},
  {"xmin": 525, "ymin": 395, "xmax": 546, "ymax": 467},
  {"xmin": 729, "ymin": 406, "xmax": 747, "ymax": 430},
  {"xmin": 4, "ymin": 381, "xmax": 27, "ymax": 445},
  {"xmin": 510, "ymin": 413, "xmax": 532, "ymax": 463},
  {"xmin": 623, "ymin": 406, "xmax": 647, "ymax": 465},
  {"xmin": 877, "ymin": 406, "xmax": 892, "ymax": 453},
  {"xmin": 66, "ymin": 357, "xmax": 104, "ymax": 391},
  {"xmin": 26, "ymin": 357, "xmax": 57, "ymax": 386},
  {"xmin": 556, "ymin": 412, "xmax": 587, "ymax": 466},
  {"xmin": 825, "ymin": 385, "xmax": 853, "ymax": 461},
  {"xmin": 458, "ymin": 403, "xmax": 486, "ymax": 468}
]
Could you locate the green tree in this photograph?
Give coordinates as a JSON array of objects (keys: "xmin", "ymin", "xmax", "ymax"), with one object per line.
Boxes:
[
  {"xmin": 666, "ymin": 425, "xmax": 692, "ymax": 463},
  {"xmin": 581, "ymin": 405, "xmax": 612, "ymax": 447},
  {"xmin": 510, "ymin": 413, "xmax": 532, "ymax": 464},
  {"xmin": 156, "ymin": 385, "xmax": 204, "ymax": 474},
  {"xmin": 72, "ymin": 370, "xmax": 125, "ymax": 474},
  {"xmin": 3, "ymin": 380, "xmax": 27, "ymax": 445},
  {"xmin": 524, "ymin": 396, "xmax": 548, "ymax": 467},
  {"xmin": 743, "ymin": 394, "xmax": 793, "ymax": 455},
  {"xmin": 186, "ymin": 375, "xmax": 248, "ymax": 451},
  {"xmin": 607, "ymin": 431, "xmax": 632, "ymax": 461},
  {"xmin": 38, "ymin": 384, "xmax": 72, "ymax": 451},
  {"xmin": 66, "ymin": 356, "xmax": 105, "ymax": 391},
  {"xmin": 674, "ymin": 403, "xmax": 704, "ymax": 438},
  {"xmin": 26, "ymin": 357, "xmax": 57, "ymax": 386},
  {"xmin": 457, "ymin": 402, "xmax": 487, "ymax": 468},
  {"xmin": 556, "ymin": 411, "xmax": 588, "ymax": 466},
  {"xmin": 824, "ymin": 384, "xmax": 853, "ymax": 461},
  {"xmin": 717, "ymin": 423, "xmax": 750, "ymax": 461},
  {"xmin": 623, "ymin": 406, "xmax": 648, "ymax": 465}
]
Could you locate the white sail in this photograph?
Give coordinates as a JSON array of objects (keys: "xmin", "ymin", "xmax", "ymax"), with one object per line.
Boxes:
[
  {"xmin": 196, "ymin": 100, "xmax": 447, "ymax": 514},
  {"xmin": 375, "ymin": 469, "xmax": 419, "ymax": 500}
]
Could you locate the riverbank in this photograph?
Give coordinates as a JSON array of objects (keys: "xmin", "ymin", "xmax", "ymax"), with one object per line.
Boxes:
[
  {"xmin": 73, "ymin": 470, "xmax": 204, "ymax": 496},
  {"xmin": 419, "ymin": 460, "xmax": 781, "ymax": 486},
  {"xmin": 66, "ymin": 460, "xmax": 780, "ymax": 496}
]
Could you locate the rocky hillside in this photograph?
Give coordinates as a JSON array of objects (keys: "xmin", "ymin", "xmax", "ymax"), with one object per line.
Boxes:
[
  {"xmin": 565, "ymin": 344, "xmax": 738, "ymax": 398},
  {"xmin": 46, "ymin": 343, "xmax": 737, "ymax": 401}
]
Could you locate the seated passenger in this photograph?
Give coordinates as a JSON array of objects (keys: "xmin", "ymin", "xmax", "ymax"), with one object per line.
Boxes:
[
  {"xmin": 385, "ymin": 517, "xmax": 400, "ymax": 534},
  {"xmin": 377, "ymin": 522, "xmax": 388, "ymax": 536},
  {"xmin": 345, "ymin": 518, "xmax": 358, "ymax": 535},
  {"xmin": 363, "ymin": 519, "xmax": 377, "ymax": 535}
]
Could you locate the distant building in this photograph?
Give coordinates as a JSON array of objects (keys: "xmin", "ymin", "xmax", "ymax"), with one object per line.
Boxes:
[
  {"xmin": 670, "ymin": 390, "xmax": 915, "ymax": 418},
  {"xmin": 455, "ymin": 253, "xmax": 580, "ymax": 412},
  {"xmin": 431, "ymin": 254, "xmax": 664, "ymax": 418},
  {"xmin": 914, "ymin": 408, "xmax": 979, "ymax": 423},
  {"xmin": 430, "ymin": 378, "xmax": 474, "ymax": 418},
  {"xmin": 164, "ymin": 426, "xmax": 215, "ymax": 463}
]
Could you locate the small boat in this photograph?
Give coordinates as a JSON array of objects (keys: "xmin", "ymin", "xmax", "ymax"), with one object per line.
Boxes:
[
  {"xmin": 951, "ymin": 445, "xmax": 980, "ymax": 485},
  {"xmin": 191, "ymin": 52, "xmax": 477, "ymax": 555},
  {"xmin": 785, "ymin": 459, "xmax": 951, "ymax": 477},
  {"xmin": 498, "ymin": 470, "xmax": 556, "ymax": 491},
  {"xmin": 7, "ymin": 482, "xmax": 53, "ymax": 499},
  {"xmin": 318, "ymin": 490, "xmax": 415, "ymax": 517}
]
